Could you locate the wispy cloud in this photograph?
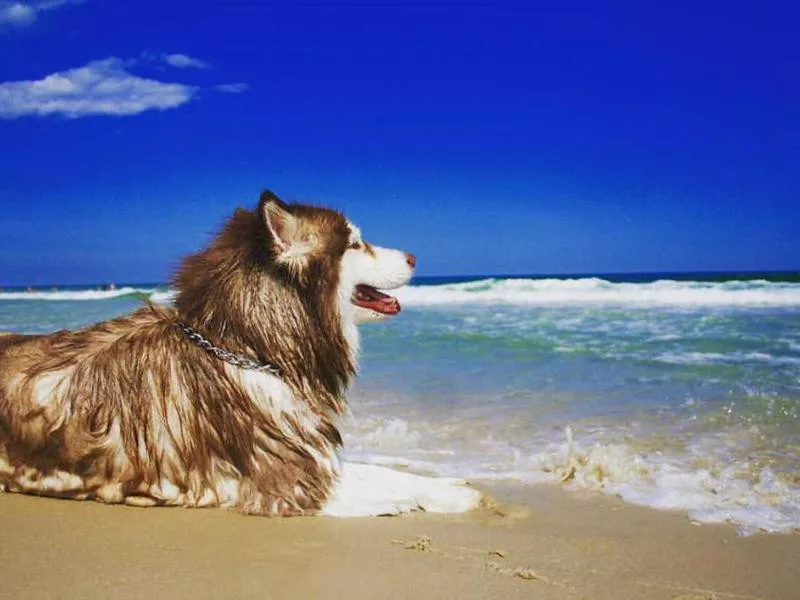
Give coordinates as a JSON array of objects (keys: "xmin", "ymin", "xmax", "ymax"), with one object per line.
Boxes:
[
  {"xmin": 215, "ymin": 82, "xmax": 249, "ymax": 94},
  {"xmin": 162, "ymin": 53, "xmax": 209, "ymax": 69},
  {"xmin": 0, "ymin": 58, "xmax": 197, "ymax": 119},
  {"xmin": 0, "ymin": 3, "xmax": 36, "ymax": 26},
  {"xmin": 0, "ymin": 0, "xmax": 80, "ymax": 28}
]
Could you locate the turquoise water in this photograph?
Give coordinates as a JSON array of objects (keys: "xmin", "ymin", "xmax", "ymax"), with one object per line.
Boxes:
[{"xmin": 2, "ymin": 274, "xmax": 799, "ymax": 534}]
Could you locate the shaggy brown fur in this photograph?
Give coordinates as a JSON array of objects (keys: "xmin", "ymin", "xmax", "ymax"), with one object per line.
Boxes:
[{"xmin": 0, "ymin": 191, "xmax": 364, "ymax": 515}]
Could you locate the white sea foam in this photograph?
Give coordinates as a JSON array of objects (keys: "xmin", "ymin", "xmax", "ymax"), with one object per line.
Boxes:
[
  {"xmin": 0, "ymin": 287, "xmax": 159, "ymax": 301},
  {"xmin": 149, "ymin": 290, "xmax": 177, "ymax": 303},
  {"xmin": 657, "ymin": 351, "xmax": 800, "ymax": 367},
  {"xmin": 519, "ymin": 429, "xmax": 800, "ymax": 535},
  {"xmin": 344, "ymin": 418, "xmax": 800, "ymax": 535},
  {"xmin": 2, "ymin": 278, "xmax": 799, "ymax": 307},
  {"xmin": 395, "ymin": 278, "xmax": 800, "ymax": 307}
]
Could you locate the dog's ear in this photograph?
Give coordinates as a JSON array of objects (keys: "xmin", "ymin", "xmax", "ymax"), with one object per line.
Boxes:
[
  {"xmin": 261, "ymin": 193, "xmax": 297, "ymax": 253},
  {"xmin": 260, "ymin": 191, "xmax": 314, "ymax": 260},
  {"xmin": 260, "ymin": 190, "xmax": 282, "ymax": 206}
]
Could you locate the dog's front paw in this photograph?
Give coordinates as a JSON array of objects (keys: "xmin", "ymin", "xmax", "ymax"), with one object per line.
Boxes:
[{"xmin": 320, "ymin": 462, "xmax": 482, "ymax": 518}]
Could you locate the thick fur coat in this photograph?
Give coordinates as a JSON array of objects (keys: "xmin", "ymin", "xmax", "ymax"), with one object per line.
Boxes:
[{"xmin": 0, "ymin": 191, "xmax": 416, "ymax": 515}]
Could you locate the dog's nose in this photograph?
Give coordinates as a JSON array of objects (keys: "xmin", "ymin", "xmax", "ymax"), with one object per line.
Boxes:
[{"xmin": 405, "ymin": 253, "xmax": 417, "ymax": 268}]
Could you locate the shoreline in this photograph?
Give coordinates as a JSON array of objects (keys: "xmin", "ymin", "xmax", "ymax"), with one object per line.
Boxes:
[{"xmin": 1, "ymin": 480, "xmax": 796, "ymax": 599}]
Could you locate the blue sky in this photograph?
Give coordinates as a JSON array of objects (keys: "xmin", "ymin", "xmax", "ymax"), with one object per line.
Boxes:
[{"xmin": 1, "ymin": 2, "xmax": 798, "ymax": 285}]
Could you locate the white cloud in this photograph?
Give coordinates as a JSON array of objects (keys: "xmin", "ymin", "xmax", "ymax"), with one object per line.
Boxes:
[
  {"xmin": 0, "ymin": 2, "xmax": 36, "ymax": 25},
  {"xmin": 0, "ymin": 0, "xmax": 79, "ymax": 28},
  {"xmin": 0, "ymin": 58, "xmax": 197, "ymax": 119},
  {"xmin": 162, "ymin": 53, "xmax": 209, "ymax": 69},
  {"xmin": 215, "ymin": 82, "xmax": 249, "ymax": 94}
]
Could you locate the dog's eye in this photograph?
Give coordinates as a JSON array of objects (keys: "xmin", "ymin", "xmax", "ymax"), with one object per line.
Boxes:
[{"xmin": 349, "ymin": 241, "xmax": 362, "ymax": 250}]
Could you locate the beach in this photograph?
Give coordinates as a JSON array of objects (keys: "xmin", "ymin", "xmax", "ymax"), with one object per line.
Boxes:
[
  {"xmin": 4, "ymin": 275, "xmax": 798, "ymax": 534},
  {"xmin": 0, "ymin": 274, "xmax": 798, "ymax": 597},
  {"xmin": 1, "ymin": 482, "xmax": 797, "ymax": 599}
]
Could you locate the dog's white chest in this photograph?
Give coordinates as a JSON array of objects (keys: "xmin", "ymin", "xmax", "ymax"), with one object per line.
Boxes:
[{"xmin": 231, "ymin": 368, "xmax": 318, "ymax": 432}]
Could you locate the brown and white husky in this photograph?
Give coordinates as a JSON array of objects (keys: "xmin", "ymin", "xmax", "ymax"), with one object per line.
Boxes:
[{"xmin": 0, "ymin": 191, "xmax": 479, "ymax": 517}]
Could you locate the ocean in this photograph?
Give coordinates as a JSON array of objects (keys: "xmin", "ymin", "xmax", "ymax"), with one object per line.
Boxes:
[{"xmin": 1, "ymin": 272, "xmax": 799, "ymax": 534}]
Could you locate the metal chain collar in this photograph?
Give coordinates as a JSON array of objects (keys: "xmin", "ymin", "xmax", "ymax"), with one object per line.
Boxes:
[{"xmin": 177, "ymin": 321, "xmax": 282, "ymax": 377}]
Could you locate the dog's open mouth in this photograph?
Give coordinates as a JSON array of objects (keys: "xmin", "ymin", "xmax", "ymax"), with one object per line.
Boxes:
[{"xmin": 352, "ymin": 284, "xmax": 401, "ymax": 316}]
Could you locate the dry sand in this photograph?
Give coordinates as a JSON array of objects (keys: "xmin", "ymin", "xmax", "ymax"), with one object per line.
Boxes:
[{"xmin": 0, "ymin": 482, "xmax": 797, "ymax": 599}]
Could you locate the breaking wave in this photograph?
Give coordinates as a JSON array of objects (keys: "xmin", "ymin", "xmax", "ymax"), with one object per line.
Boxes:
[
  {"xmin": 3, "ymin": 277, "xmax": 800, "ymax": 307},
  {"xmin": 0, "ymin": 287, "xmax": 161, "ymax": 301},
  {"xmin": 396, "ymin": 278, "xmax": 800, "ymax": 307},
  {"xmin": 345, "ymin": 419, "xmax": 800, "ymax": 535}
]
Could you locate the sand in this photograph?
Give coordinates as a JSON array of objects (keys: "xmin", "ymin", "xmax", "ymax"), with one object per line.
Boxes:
[{"xmin": 0, "ymin": 482, "xmax": 797, "ymax": 600}]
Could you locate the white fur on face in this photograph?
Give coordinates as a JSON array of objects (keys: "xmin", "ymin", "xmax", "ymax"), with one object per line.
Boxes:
[
  {"xmin": 336, "ymin": 221, "xmax": 415, "ymax": 350},
  {"xmin": 347, "ymin": 244, "xmax": 413, "ymax": 291},
  {"xmin": 342, "ymin": 221, "xmax": 414, "ymax": 290}
]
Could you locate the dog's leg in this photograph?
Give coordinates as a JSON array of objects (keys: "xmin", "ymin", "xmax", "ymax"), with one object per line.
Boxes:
[
  {"xmin": 0, "ymin": 450, "xmax": 7, "ymax": 492},
  {"xmin": 235, "ymin": 477, "xmax": 320, "ymax": 516},
  {"xmin": 320, "ymin": 462, "xmax": 481, "ymax": 517}
]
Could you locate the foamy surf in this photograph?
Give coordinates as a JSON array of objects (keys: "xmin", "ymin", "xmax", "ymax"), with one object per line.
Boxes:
[
  {"xmin": 0, "ymin": 287, "xmax": 160, "ymax": 301},
  {"xmin": 395, "ymin": 277, "xmax": 800, "ymax": 307},
  {"xmin": 3, "ymin": 277, "xmax": 800, "ymax": 307},
  {"xmin": 343, "ymin": 418, "xmax": 800, "ymax": 535},
  {"xmin": 528, "ymin": 427, "xmax": 800, "ymax": 535}
]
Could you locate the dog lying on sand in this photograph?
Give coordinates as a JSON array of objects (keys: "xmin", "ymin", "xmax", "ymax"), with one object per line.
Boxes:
[{"xmin": 0, "ymin": 191, "xmax": 479, "ymax": 516}]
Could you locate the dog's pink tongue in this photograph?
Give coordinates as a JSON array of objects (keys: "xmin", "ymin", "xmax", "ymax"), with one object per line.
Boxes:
[{"xmin": 353, "ymin": 285, "xmax": 401, "ymax": 315}]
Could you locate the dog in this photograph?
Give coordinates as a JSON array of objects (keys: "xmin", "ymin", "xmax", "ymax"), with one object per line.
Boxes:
[{"xmin": 0, "ymin": 191, "xmax": 479, "ymax": 516}]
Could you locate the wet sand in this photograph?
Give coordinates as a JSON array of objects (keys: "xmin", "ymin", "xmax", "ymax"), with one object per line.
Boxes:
[{"xmin": 0, "ymin": 483, "xmax": 796, "ymax": 599}]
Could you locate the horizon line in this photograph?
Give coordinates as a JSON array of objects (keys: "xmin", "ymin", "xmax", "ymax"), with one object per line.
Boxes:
[{"xmin": 2, "ymin": 268, "xmax": 799, "ymax": 289}]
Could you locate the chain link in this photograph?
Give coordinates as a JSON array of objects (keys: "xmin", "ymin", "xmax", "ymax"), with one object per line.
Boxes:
[{"xmin": 177, "ymin": 321, "xmax": 282, "ymax": 377}]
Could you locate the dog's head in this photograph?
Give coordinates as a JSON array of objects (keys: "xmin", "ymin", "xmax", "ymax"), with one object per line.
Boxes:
[{"xmin": 259, "ymin": 191, "xmax": 416, "ymax": 326}]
